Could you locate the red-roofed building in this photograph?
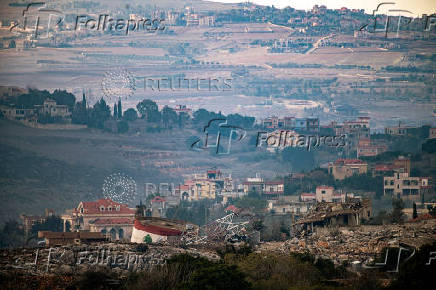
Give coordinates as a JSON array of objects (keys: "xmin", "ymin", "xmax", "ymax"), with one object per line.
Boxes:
[
  {"xmin": 328, "ymin": 158, "xmax": 368, "ymax": 180},
  {"xmin": 225, "ymin": 205, "xmax": 240, "ymax": 213},
  {"xmin": 173, "ymin": 105, "xmax": 192, "ymax": 116},
  {"xmin": 300, "ymin": 193, "xmax": 316, "ymax": 202},
  {"xmin": 62, "ymin": 198, "xmax": 135, "ymax": 241}
]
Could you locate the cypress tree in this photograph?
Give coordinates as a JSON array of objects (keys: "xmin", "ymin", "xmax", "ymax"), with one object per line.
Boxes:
[
  {"xmin": 82, "ymin": 93, "xmax": 87, "ymax": 110},
  {"xmin": 413, "ymin": 202, "xmax": 418, "ymax": 219},
  {"xmin": 117, "ymin": 98, "xmax": 122, "ymax": 119},
  {"xmin": 114, "ymin": 103, "xmax": 118, "ymax": 119}
]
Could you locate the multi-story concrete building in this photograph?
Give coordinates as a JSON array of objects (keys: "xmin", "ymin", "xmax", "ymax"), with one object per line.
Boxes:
[
  {"xmin": 199, "ymin": 16, "xmax": 215, "ymax": 26},
  {"xmin": 0, "ymin": 107, "xmax": 36, "ymax": 121},
  {"xmin": 357, "ymin": 142, "xmax": 387, "ymax": 158},
  {"xmin": 177, "ymin": 179, "xmax": 217, "ymax": 201},
  {"xmin": 242, "ymin": 177, "xmax": 284, "ymax": 200},
  {"xmin": 384, "ymin": 172, "xmax": 431, "ymax": 200},
  {"xmin": 385, "ymin": 124, "xmax": 418, "ymax": 136},
  {"xmin": 328, "ymin": 159, "xmax": 368, "ymax": 180},
  {"xmin": 20, "ymin": 209, "xmax": 55, "ymax": 234},
  {"xmin": 262, "ymin": 116, "xmax": 318, "ymax": 132},
  {"xmin": 268, "ymin": 196, "xmax": 312, "ymax": 216},
  {"xmin": 177, "ymin": 169, "xmax": 233, "ymax": 201},
  {"xmin": 315, "ymin": 186, "xmax": 341, "ymax": 202}
]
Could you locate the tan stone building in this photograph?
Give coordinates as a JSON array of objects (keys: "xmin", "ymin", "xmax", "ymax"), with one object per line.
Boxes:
[
  {"xmin": 384, "ymin": 172, "xmax": 431, "ymax": 200},
  {"xmin": 178, "ymin": 179, "xmax": 217, "ymax": 201},
  {"xmin": 429, "ymin": 128, "xmax": 436, "ymax": 139},
  {"xmin": 35, "ymin": 98, "xmax": 71, "ymax": 118},
  {"xmin": 328, "ymin": 159, "xmax": 368, "ymax": 180},
  {"xmin": 176, "ymin": 169, "xmax": 233, "ymax": 201},
  {"xmin": 62, "ymin": 198, "xmax": 135, "ymax": 241}
]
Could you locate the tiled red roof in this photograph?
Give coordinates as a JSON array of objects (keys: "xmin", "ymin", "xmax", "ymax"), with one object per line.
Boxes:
[
  {"xmin": 152, "ymin": 196, "xmax": 166, "ymax": 203},
  {"xmin": 225, "ymin": 205, "xmax": 239, "ymax": 213},
  {"xmin": 317, "ymin": 185, "xmax": 334, "ymax": 190},
  {"xmin": 178, "ymin": 185, "xmax": 190, "ymax": 191},
  {"xmin": 91, "ymin": 218, "xmax": 134, "ymax": 225},
  {"xmin": 79, "ymin": 199, "xmax": 135, "ymax": 215},
  {"xmin": 334, "ymin": 159, "xmax": 366, "ymax": 165},
  {"xmin": 264, "ymin": 181, "xmax": 284, "ymax": 185},
  {"xmin": 374, "ymin": 164, "xmax": 394, "ymax": 171},
  {"xmin": 301, "ymin": 193, "xmax": 315, "ymax": 196},
  {"xmin": 134, "ymin": 220, "xmax": 182, "ymax": 236}
]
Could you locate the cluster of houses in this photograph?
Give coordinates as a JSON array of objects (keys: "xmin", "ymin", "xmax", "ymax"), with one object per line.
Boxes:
[
  {"xmin": 262, "ymin": 115, "xmax": 436, "ymax": 158},
  {"xmin": 0, "ymin": 98, "xmax": 71, "ymax": 123},
  {"xmin": 24, "ymin": 153, "xmax": 433, "ymax": 245}
]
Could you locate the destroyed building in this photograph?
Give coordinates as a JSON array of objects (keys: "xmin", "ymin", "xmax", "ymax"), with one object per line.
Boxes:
[{"xmin": 291, "ymin": 198, "xmax": 372, "ymax": 234}]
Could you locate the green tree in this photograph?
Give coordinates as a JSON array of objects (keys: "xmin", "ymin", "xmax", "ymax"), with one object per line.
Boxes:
[
  {"xmin": 117, "ymin": 120, "xmax": 129, "ymax": 134},
  {"xmin": 0, "ymin": 220, "xmax": 25, "ymax": 248},
  {"xmin": 391, "ymin": 198, "xmax": 405, "ymax": 224},
  {"xmin": 234, "ymin": 196, "xmax": 266, "ymax": 212},
  {"xmin": 137, "ymin": 99, "xmax": 159, "ymax": 121},
  {"xmin": 72, "ymin": 93, "xmax": 88, "ymax": 124},
  {"xmin": 413, "ymin": 202, "xmax": 418, "ymax": 219},
  {"xmin": 88, "ymin": 98, "xmax": 111, "ymax": 129},
  {"xmin": 182, "ymin": 264, "xmax": 251, "ymax": 290},
  {"xmin": 124, "ymin": 108, "xmax": 138, "ymax": 122},
  {"xmin": 281, "ymin": 147, "xmax": 315, "ymax": 172},
  {"xmin": 178, "ymin": 111, "xmax": 190, "ymax": 128},
  {"xmin": 162, "ymin": 106, "xmax": 178, "ymax": 129},
  {"xmin": 51, "ymin": 89, "xmax": 76, "ymax": 110}
]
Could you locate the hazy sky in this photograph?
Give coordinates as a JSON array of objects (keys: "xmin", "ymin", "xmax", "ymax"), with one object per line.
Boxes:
[{"xmin": 209, "ymin": 0, "xmax": 435, "ymax": 16}]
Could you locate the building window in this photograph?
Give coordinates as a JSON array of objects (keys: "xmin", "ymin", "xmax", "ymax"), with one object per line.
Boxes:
[
  {"xmin": 100, "ymin": 206, "xmax": 105, "ymax": 211},
  {"xmin": 116, "ymin": 206, "xmax": 120, "ymax": 211},
  {"xmin": 108, "ymin": 206, "xmax": 112, "ymax": 211}
]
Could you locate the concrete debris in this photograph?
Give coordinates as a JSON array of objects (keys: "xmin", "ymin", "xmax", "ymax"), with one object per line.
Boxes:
[{"xmin": 261, "ymin": 219, "xmax": 436, "ymax": 265}]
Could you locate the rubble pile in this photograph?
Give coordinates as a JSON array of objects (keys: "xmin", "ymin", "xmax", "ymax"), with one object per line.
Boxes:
[
  {"xmin": 294, "ymin": 199, "xmax": 370, "ymax": 225},
  {"xmin": 261, "ymin": 219, "xmax": 436, "ymax": 265},
  {"xmin": 0, "ymin": 243, "xmax": 220, "ymax": 274}
]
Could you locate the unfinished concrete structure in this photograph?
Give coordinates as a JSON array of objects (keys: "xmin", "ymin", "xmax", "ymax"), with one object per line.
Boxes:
[{"xmin": 291, "ymin": 199, "xmax": 372, "ymax": 235}]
